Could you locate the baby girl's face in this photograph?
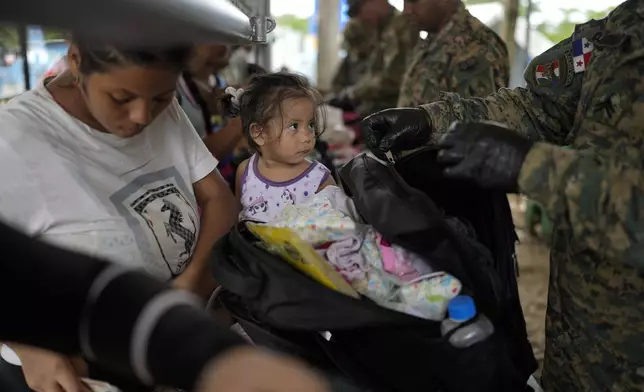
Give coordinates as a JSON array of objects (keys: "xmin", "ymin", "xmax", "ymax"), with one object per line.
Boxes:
[{"xmin": 263, "ymin": 97, "xmax": 317, "ymax": 165}]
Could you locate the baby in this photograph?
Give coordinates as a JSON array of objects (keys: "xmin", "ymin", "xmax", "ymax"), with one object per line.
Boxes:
[{"xmin": 222, "ymin": 72, "xmax": 335, "ymax": 222}]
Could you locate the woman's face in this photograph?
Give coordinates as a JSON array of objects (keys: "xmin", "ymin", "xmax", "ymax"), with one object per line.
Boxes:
[
  {"xmin": 69, "ymin": 47, "xmax": 179, "ymax": 138},
  {"xmin": 190, "ymin": 44, "xmax": 231, "ymax": 75}
]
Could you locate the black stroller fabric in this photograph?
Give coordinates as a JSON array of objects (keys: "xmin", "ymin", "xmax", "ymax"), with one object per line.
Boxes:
[{"xmin": 211, "ymin": 147, "xmax": 537, "ymax": 392}]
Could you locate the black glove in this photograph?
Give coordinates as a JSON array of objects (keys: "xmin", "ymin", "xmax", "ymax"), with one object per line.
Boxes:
[
  {"xmin": 361, "ymin": 108, "xmax": 432, "ymax": 160},
  {"xmin": 436, "ymin": 121, "xmax": 534, "ymax": 193}
]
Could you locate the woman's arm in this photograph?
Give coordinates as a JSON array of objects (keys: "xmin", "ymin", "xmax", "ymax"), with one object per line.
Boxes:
[
  {"xmin": 234, "ymin": 159, "xmax": 250, "ymax": 201},
  {"xmin": 174, "ymin": 170, "xmax": 239, "ymax": 298},
  {"xmin": 317, "ymin": 175, "xmax": 336, "ymax": 193},
  {"xmin": 202, "ymin": 117, "xmax": 244, "ymax": 161}
]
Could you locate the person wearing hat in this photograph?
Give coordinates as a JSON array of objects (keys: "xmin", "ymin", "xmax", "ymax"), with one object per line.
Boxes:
[{"xmin": 329, "ymin": 0, "xmax": 417, "ymax": 116}]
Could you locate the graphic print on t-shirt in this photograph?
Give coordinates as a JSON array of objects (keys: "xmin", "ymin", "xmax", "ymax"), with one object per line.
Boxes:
[{"xmin": 110, "ymin": 167, "xmax": 199, "ymax": 278}]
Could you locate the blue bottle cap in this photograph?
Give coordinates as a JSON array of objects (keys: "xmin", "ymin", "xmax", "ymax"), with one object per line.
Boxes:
[{"xmin": 447, "ymin": 295, "xmax": 477, "ymax": 322}]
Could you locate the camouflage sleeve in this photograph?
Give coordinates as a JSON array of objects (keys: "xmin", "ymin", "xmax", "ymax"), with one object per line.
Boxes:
[
  {"xmin": 331, "ymin": 56, "xmax": 351, "ymax": 93},
  {"xmin": 351, "ymin": 21, "xmax": 415, "ymax": 104},
  {"xmin": 448, "ymin": 38, "xmax": 508, "ymax": 99},
  {"xmin": 420, "ymin": 36, "xmax": 581, "ymax": 146},
  {"xmin": 518, "ymin": 143, "xmax": 644, "ymax": 270},
  {"xmin": 450, "ymin": 57, "xmax": 497, "ymax": 98}
]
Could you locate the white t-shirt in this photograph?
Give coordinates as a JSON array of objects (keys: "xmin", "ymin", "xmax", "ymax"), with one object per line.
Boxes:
[
  {"xmin": 0, "ymin": 83, "xmax": 218, "ymax": 280},
  {"xmin": 0, "ymin": 83, "xmax": 218, "ymax": 367}
]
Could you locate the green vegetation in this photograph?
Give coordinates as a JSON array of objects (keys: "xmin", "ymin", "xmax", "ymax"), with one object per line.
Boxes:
[
  {"xmin": 0, "ymin": 25, "xmax": 19, "ymax": 48},
  {"xmin": 0, "ymin": 25, "xmax": 67, "ymax": 49},
  {"xmin": 536, "ymin": 7, "xmax": 615, "ymax": 44},
  {"xmin": 275, "ymin": 14, "xmax": 309, "ymax": 34}
]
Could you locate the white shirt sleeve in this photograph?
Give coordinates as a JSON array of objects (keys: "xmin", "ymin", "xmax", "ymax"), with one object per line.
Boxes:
[
  {"xmin": 0, "ymin": 129, "xmax": 51, "ymax": 235},
  {"xmin": 168, "ymin": 99, "xmax": 218, "ymax": 184}
]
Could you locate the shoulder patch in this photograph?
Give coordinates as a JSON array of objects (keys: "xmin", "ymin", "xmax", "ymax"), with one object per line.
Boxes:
[
  {"xmin": 534, "ymin": 55, "xmax": 568, "ymax": 87},
  {"xmin": 571, "ymin": 37, "xmax": 594, "ymax": 73},
  {"xmin": 562, "ymin": 49, "xmax": 574, "ymax": 86},
  {"xmin": 531, "ymin": 48, "xmax": 574, "ymax": 87}
]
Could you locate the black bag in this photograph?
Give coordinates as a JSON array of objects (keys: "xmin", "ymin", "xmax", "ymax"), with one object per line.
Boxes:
[{"xmin": 211, "ymin": 147, "xmax": 537, "ymax": 392}]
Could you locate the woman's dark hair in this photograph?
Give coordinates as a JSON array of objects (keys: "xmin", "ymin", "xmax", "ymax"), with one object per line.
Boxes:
[
  {"xmin": 71, "ymin": 34, "xmax": 193, "ymax": 75},
  {"xmin": 221, "ymin": 72, "xmax": 325, "ymax": 153}
]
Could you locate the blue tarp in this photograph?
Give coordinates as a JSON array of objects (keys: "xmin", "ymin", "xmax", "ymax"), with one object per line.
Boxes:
[{"xmin": 308, "ymin": 0, "xmax": 350, "ymax": 34}]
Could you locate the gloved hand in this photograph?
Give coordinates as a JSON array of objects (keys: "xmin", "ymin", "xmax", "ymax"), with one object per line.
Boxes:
[
  {"xmin": 361, "ymin": 108, "xmax": 432, "ymax": 160},
  {"xmin": 436, "ymin": 121, "xmax": 534, "ymax": 193}
]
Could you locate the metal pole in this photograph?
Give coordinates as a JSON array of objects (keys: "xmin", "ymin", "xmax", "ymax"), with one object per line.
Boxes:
[
  {"xmin": 524, "ymin": 0, "xmax": 533, "ymax": 69},
  {"xmin": 254, "ymin": 0, "xmax": 273, "ymax": 70},
  {"xmin": 316, "ymin": 0, "xmax": 340, "ymax": 90},
  {"xmin": 2, "ymin": 0, "xmax": 271, "ymax": 47},
  {"xmin": 18, "ymin": 25, "xmax": 30, "ymax": 91}
]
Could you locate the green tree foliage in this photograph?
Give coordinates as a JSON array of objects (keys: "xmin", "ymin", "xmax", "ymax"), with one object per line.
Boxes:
[
  {"xmin": 43, "ymin": 28, "xmax": 68, "ymax": 41},
  {"xmin": 0, "ymin": 25, "xmax": 67, "ymax": 49},
  {"xmin": 462, "ymin": 0, "xmax": 615, "ymax": 45},
  {"xmin": 276, "ymin": 14, "xmax": 309, "ymax": 34},
  {"xmin": 536, "ymin": 7, "xmax": 615, "ymax": 44},
  {"xmin": 0, "ymin": 25, "xmax": 19, "ymax": 49}
]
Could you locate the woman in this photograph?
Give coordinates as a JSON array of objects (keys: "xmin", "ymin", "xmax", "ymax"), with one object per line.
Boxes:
[
  {"xmin": 0, "ymin": 34, "xmax": 238, "ymax": 391},
  {"xmin": 178, "ymin": 45, "xmax": 243, "ymax": 160},
  {"xmin": 178, "ymin": 44, "xmax": 254, "ymax": 189}
]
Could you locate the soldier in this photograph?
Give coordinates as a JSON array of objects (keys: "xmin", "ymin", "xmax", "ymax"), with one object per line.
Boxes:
[
  {"xmin": 398, "ymin": 0, "xmax": 509, "ymax": 107},
  {"xmin": 361, "ymin": 0, "xmax": 644, "ymax": 391},
  {"xmin": 331, "ymin": 0, "xmax": 418, "ymax": 115},
  {"xmin": 330, "ymin": 18, "xmax": 375, "ymax": 95}
]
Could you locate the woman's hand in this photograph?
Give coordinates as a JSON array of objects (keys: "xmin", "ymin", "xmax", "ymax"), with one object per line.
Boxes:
[
  {"xmin": 203, "ymin": 117, "xmax": 244, "ymax": 161},
  {"xmin": 12, "ymin": 344, "xmax": 90, "ymax": 392},
  {"xmin": 196, "ymin": 347, "xmax": 330, "ymax": 392},
  {"xmin": 173, "ymin": 267, "xmax": 216, "ymax": 299}
]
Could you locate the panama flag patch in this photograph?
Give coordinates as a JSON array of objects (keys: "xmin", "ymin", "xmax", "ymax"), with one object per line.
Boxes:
[{"xmin": 572, "ymin": 38, "xmax": 593, "ymax": 73}]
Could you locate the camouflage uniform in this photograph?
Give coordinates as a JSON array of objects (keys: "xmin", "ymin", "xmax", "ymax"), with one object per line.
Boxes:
[
  {"xmin": 350, "ymin": 6, "xmax": 418, "ymax": 115},
  {"xmin": 398, "ymin": 2, "xmax": 508, "ymax": 107},
  {"xmin": 331, "ymin": 19, "xmax": 375, "ymax": 94},
  {"xmin": 418, "ymin": 1, "xmax": 644, "ymax": 390}
]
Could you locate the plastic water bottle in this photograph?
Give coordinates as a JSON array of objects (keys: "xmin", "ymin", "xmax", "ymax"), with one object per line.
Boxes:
[{"xmin": 440, "ymin": 295, "xmax": 494, "ymax": 348}]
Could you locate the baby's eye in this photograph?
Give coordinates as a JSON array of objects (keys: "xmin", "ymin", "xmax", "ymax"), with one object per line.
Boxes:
[
  {"xmin": 308, "ymin": 122, "xmax": 316, "ymax": 130},
  {"xmin": 288, "ymin": 123, "xmax": 298, "ymax": 131}
]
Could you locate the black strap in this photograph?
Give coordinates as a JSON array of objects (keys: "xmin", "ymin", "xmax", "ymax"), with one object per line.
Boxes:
[{"xmin": 181, "ymin": 71, "xmax": 213, "ymax": 135}]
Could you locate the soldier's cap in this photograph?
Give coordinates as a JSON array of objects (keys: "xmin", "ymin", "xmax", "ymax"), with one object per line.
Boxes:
[{"xmin": 347, "ymin": 0, "xmax": 364, "ymax": 18}]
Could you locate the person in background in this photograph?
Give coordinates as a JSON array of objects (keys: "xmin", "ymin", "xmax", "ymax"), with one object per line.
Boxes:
[
  {"xmin": 361, "ymin": 1, "xmax": 644, "ymax": 390},
  {"xmin": 224, "ymin": 72, "xmax": 335, "ymax": 223},
  {"xmin": 398, "ymin": 0, "xmax": 509, "ymax": 107},
  {"xmin": 178, "ymin": 44, "xmax": 243, "ymax": 159},
  {"xmin": 178, "ymin": 44, "xmax": 255, "ymax": 190},
  {"xmin": 329, "ymin": 0, "xmax": 417, "ymax": 116},
  {"xmin": 0, "ymin": 34, "xmax": 237, "ymax": 391},
  {"xmin": 219, "ymin": 45, "xmax": 255, "ymax": 86},
  {"xmin": 330, "ymin": 18, "xmax": 375, "ymax": 99}
]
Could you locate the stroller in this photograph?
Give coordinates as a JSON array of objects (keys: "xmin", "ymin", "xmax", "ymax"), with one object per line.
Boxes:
[{"xmin": 211, "ymin": 147, "xmax": 537, "ymax": 391}]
